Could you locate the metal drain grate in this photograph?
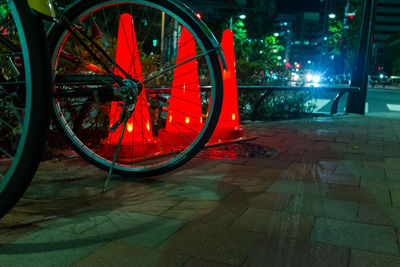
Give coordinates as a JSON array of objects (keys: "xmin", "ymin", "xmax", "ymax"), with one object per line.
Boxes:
[{"xmin": 196, "ymin": 142, "xmax": 276, "ymax": 159}]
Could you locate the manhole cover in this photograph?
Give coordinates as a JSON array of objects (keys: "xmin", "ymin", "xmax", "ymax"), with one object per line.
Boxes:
[{"xmin": 197, "ymin": 142, "xmax": 276, "ymax": 159}]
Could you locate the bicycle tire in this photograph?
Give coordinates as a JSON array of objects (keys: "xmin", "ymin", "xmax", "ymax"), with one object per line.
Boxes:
[
  {"xmin": 0, "ymin": 0, "xmax": 50, "ymax": 218},
  {"xmin": 47, "ymin": 0, "xmax": 223, "ymax": 176}
]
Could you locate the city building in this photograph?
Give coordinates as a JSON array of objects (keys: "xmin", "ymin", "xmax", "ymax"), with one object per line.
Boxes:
[{"xmin": 374, "ymin": 0, "xmax": 400, "ymax": 72}]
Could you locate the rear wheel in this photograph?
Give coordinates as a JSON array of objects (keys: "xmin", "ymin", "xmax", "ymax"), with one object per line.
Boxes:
[
  {"xmin": 48, "ymin": 0, "xmax": 223, "ymax": 176},
  {"xmin": 0, "ymin": 0, "xmax": 50, "ymax": 218}
]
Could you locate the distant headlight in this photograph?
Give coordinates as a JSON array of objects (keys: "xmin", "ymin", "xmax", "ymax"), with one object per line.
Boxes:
[{"xmin": 312, "ymin": 75, "xmax": 321, "ymax": 83}]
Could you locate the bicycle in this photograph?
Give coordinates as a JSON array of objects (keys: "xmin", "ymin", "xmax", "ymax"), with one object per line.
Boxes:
[
  {"xmin": 0, "ymin": 0, "xmax": 52, "ymax": 218},
  {"xmin": 46, "ymin": 0, "xmax": 225, "ymax": 188},
  {"xmin": 1, "ymin": 0, "xmax": 225, "ymax": 217}
]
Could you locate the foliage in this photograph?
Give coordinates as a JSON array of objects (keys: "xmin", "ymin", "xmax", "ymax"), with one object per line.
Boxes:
[
  {"xmin": 238, "ymin": 90, "xmax": 316, "ymax": 121},
  {"xmin": 229, "ymin": 19, "xmax": 313, "ymax": 121},
  {"xmin": 327, "ymin": 0, "xmax": 361, "ymax": 74}
]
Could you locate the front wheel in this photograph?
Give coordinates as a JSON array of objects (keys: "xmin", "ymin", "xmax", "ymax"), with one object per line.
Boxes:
[
  {"xmin": 48, "ymin": 0, "xmax": 223, "ymax": 176},
  {"xmin": 0, "ymin": 0, "xmax": 50, "ymax": 218}
]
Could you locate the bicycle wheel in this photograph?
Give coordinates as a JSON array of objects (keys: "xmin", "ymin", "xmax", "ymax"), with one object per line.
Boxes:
[
  {"xmin": 0, "ymin": 0, "xmax": 50, "ymax": 218},
  {"xmin": 47, "ymin": 0, "xmax": 223, "ymax": 176}
]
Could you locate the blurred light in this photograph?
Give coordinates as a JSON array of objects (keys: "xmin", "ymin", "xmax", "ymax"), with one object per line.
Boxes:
[
  {"xmin": 260, "ymin": 50, "xmax": 263, "ymax": 54},
  {"xmin": 274, "ymin": 32, "xmax": 279, "ymax": 37},
  {"xmin": 378, "ymin": 67, "xmax": 381, "ymax": 71},
  {"xmin": 295, "ymin": 63, "xmax": 300, "ymax": 69},
  {"xmin": 273, "ymin": 49, "xmax": 278, "ymax": 53},
  {"xmin": 277, "ymin": 56, "xmax": 282, "ymax": 60},
  {"xmin": 185, "ymin": 117, "xmax": 190, "ymax": 124},
  {"xmin": 324, "ymin": 36, "xmax": 328, "ymax": 41},
  {"xmin": 306, "ymin": 74, "xmax": 313, "ymax": 82},
  {"xmin": 312, "ymin": 75, "xmax": 321, "ymax": 83},
  {"xmin": 307, "ymin": 60, "xmax": 311, "ymax": 64},
  {"xmin": 292, "ymin": 73, "xmax": 299, "ymax": 81},
  {"xmin": 380, "ymin": 74, "xmax": 384, "ymax": 79},
  {"xmin": 239, "ymin": 14, "xmax": 246, "ymax": 19},
  {"xmin": 329, "ymin": 13, "xmax": 336, "ymax": 19},
  {"xmin": 152, "ymin": 39, "xmax": 157, "ymax": 47},
  {"xmin": 196, "ymin": 12, "xmax": 202, "ymax": 19},
  {"xmin": 283, "ymin": 59, "xmax": 287, "ymax": 63},
  {"xmin": 127, "ymin": 123, "xmax": 133, "ymax": 133}
]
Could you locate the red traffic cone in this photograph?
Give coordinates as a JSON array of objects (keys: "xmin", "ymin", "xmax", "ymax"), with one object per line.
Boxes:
[
  {"xmin": 209, "ymin": 29, "xmax": 245, "ymax": 143},
  {"xmin": 158, "ymin": 27, "xmax": 203, "ymax": 148},
  {"xmin": 100, "ymin": 13, "xmax": 161, "ymax": 160}
]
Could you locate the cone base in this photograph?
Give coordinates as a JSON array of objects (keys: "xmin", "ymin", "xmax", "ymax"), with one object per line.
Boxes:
[
  {"xmin": 98, "ymin": 139, "xmax": 163, "ymax": 162},
  {"xmin": 210, "ymin": 125, "xmax": 245, "ymax": 142},
  {"xmin": 158, "ymin": 129, "xmax": 199, "ymax": 149}
]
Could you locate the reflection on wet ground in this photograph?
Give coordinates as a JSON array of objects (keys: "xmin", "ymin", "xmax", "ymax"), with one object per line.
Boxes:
[{"xmin": 1, "ymin": 114, "xmax": 400, "ymax": 266}]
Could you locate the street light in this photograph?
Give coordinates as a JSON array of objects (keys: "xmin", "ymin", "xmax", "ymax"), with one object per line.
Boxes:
[
  {"xmin": 274, "ymin": 32, "xmax": 279, "ymax": 37},
  {"xmin": 329, "ymin": 13, "xmax": 336, "ymax": 19}
]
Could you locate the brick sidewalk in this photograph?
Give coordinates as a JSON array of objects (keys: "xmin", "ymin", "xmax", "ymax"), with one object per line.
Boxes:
[{"xmin": 1, "ymin": 114, "xmax": 400, "ymax": 266}]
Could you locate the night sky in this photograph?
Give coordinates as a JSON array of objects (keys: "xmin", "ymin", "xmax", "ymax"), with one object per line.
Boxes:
[{"xmin": 277, "ymin": 0, "xmax": 321, "ymax": 14}]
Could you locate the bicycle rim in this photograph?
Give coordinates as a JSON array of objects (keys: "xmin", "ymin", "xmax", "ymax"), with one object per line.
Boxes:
[{"xmin": 49, "ymin": 0, "xmax": 223, "ymax": 176}]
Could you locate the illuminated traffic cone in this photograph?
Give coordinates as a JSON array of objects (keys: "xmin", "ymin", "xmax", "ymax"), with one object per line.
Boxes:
[
  {"xmin": 101, "ymin": 13, "xmax": 161, "ymax": 160},
  {"xmin": 209, "ymin": 29, "xmax": 245, "ymax": 143},
  {"xmin": 158, "ymin": 27, "xmax": 203, "ymax": 148}
]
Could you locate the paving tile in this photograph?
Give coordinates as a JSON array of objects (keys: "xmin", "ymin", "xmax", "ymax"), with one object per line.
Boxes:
[
  {"xmin": 160, "ymin": 223, "xmax": 262, "ymax": 266},
  {"xmin": 0, "ymin": 224, "xmax": 41, "ymax": 246},
  {"xmin": 225, "ymin": 190, "xmax": 293, "ymax": 211},
  {"xmin": 0, "ymin": 228, "xmax": 106, "ymax": 267},
  {"xmin": 358, "ymin": 180, "xmax": 392, "ymax": 205},
  {"xmin": 266, "ymin": 180, "xmax": 329, "ymax": 198},
  {"xmin": 357, "ymin": 203, "xmax": 398, "ymax": 226},
  {"xmin": 208, "ymin": 163, "xmax": 260, "ymax": 176},
  {"xmin": 184, "ymin": 257, "xmax": 235, "ymax": 267},
  {"xmin": 311, "ymin": 217, "xmax": 399, "ymax": 255},
  {"xmin": 190, "ymin": 201, "xmax": 247, "ymax": 227},
  {"xmin": 161, "ymin": 200, "xmax": 219, "ymax": 221},
  {"xmin": 327, "ymin": 184, "xmax": 379, "ymax": 204},
  {"xmin": 350, "ymin": 249, "xmax": 400, "ymax": 267},
  {"xmin": 391, "ymin": 190, "xmax": 400, "ymax": 208},
  {"xmin": 165, "ymin": 172, "xmax": 226, "ymax": 184},
  {"xmin": 37, "ymin": 210, "xmax": 186, "ymax": 248},
  {"xmin": 244, "ymin": 237, "xmax": 349, "ymax": 267},
  {"xmin": 220, "ymin": 174, "xmax": 277, "ymax": 193},
  {"xmin": 164, "ymin": 181, "xmax": 236, "ymax": 201},
  {"xmin": 232, "ymin": 207, "xmax": 314, "ymax": 240},
  {"xmin": 285, "ymin": 196, "xmax": 358, "ymax": 220},
  {"xmin": 309, "ymin": 173, "xmax": 360, "ymax": 186},
  {"xmin": 244, "ymin": 158, "xmax": 291, "ymax": 169},
  {"xmin": 385, "ymin": 158, "xmax": 400, "ymax": 172},
  {"xmin": 72, "ymin": 241, "xmax": 189, "ymax": 267}
]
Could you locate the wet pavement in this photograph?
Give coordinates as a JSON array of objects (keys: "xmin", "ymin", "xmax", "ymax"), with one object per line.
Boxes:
[{"xmin": 1, "ymin": 113, "xmax": 400, "ymax": 266}]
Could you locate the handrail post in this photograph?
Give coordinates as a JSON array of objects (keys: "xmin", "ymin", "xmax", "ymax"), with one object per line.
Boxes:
[{"xmin": 346, "ymin": 0, "xmax": 376, "ymax": 114}]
